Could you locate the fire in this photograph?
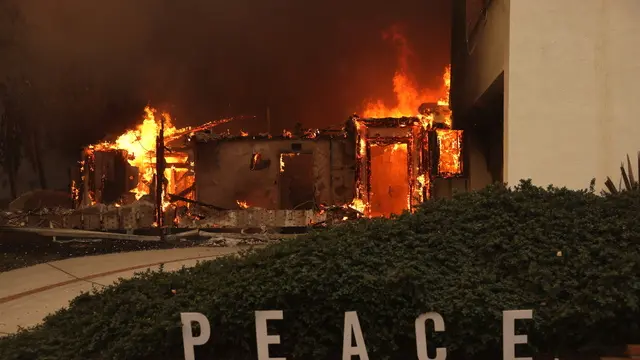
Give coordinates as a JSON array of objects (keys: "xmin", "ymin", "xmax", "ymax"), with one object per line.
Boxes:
[
  {"xmin": 279, "ymin": 153, "xmax": 298, "ymax": 172},
  {"xmin": 363, "ymin": 67, "xmax": 450, "ymax": 119},
  {"xmin": 416, "ymin": 174, "xmax": 427, "ymax": 188},
  {"xmin": 86, "ymin": 106, "xmax": 203, "ymax": 211},
  {"xmin": 436, "ymin": 129, "xmax": 463, "ymax": 176},
  {"xmin": 391, "ymin": 143, "xmax": 403, "ymax": 153},
  {"xmin": 237, "ymin": 200, "xmax": 249, "ymax": 209},
  {"xmin": 349, "ymin": 198, "xmax": 366, "ymax": 213},
  {"xmin": 250, "ymin": 153, "xmax": 261, "ymax": 170},
  {"xmin": 91, "ymin": 106, "xmax": 174, "ymax": 199},
  {"xmin": 362, "ymin": 27, "xmax": 451, "ymax": 127}
]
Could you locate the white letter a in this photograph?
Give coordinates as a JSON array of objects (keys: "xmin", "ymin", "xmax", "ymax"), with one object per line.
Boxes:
[{"xmin": 342, "ymin": 311, "xmax": 369, "ymax": 360}]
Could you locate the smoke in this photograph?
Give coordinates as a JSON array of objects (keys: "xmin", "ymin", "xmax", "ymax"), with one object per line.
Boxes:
[{"xmin": 6, "ymin": 0, "xmax": 451, "ymax": 146}]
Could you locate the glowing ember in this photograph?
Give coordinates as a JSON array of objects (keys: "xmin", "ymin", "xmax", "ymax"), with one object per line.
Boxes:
[
  {"xmin": 391, "ymin": 143, "xmax": 404, "ymax": 153},
  {"xmin": 237, "ymin": 200, "xmax": 249, "ymax": 209},
  {"xmin": 349, "ymin": 198, "xmax": 367, "ymax": 213},
  {"xmin": 358, "ymin": 137, "xmax": 366, "ymax": 157},
  {"xmin": 436, "ymin": 130, "xmax": 463, "ymax": 176},
  {"xmin": 416, "ymin": 174, "xmax": 427, "ymax": 189},
  {"xmin": 279, "ymin": 153, "xmax": 298, "ymax": 172},
  {"xmin": 250, "ymin": 153, "xmax": 261, "ymax": 170}
]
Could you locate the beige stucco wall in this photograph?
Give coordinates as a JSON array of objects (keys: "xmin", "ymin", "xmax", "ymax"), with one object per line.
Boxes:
[{"xmin": 505, "ymin": 0, "xmax": 640, "ymax": 190}]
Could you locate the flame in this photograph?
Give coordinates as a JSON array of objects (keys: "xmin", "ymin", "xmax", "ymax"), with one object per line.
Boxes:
[
  {"xmin": 279, "ymin": 153, "xmax": 298, "ymax": 172},
  {"xmin": 416, "ymin": 174, "xmax": 426, "ymax": 187},
  {"xmin": 362, "ymin": 27, "xmax": 451, "ymax": 127},
  {"xmin": 92, "ymin": 106, "xmax": 172, "ymax": 199},
  {"xmin": 349, "ymin": 198, "xmax": 367, "ymax": 213},
  {"xmin": 250, "ymin": 152, "xmax": 261, "ymax": 170},
  {"xmin": 237, "ymin": 200, "xmax": 249, "ymax": 209},
  {"xmin": 87, "ymin": 106, "xmax": 197, "ymax": 209},
  {"xmin": 436, "ymin": 130, "xmax": 463, "ymax": 176}
]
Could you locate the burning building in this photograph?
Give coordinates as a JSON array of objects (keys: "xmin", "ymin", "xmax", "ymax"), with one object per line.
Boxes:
[
  {"xmin": 349, "ymin": 112, "xmax": 463, "ymax": 218},
  {"xmin": 72, "ymin": 107, "xmax": 210, "ymax": 209},
  {"xmin": 191, "ymin": 127, "xmax": 355, "ymax": 212},
  {"xmin": 46, "ymin": 63, "xmax": 464, "ymax": 232}
]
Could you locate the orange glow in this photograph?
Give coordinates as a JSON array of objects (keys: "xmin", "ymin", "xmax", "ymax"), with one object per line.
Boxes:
[
  {"xmin": 361, "ymin": 27, "xmax": 451, "ymax": 127},
  {"xmin": 363, "ymin": 68, "xmax": 450, "ymax": 119},
  {"xmin": 88, "ymin": 106, "xmax": 195, "ymax": 207},
  {"xmin": 237, "ymin": 200, "xmax": 249, "ymax": 209},
  {"xmin": 250, "ymin": 153, "xmax": 261, "ymax": 170},
  {"xmin": 348, "ymin": 198, "xmax": 367, "ymax": 213},
  {"xmin": 279, "ymin": 153, "xmax": 298, "ymax": 172},
  {"xmin": 436, "ymin": 130, "xmax": 463, "ymax": 176},
  {"xmin": 369, "ymin": 143, "xmax": 410, "ymax": 217},
  {"xmin": 391, "ymin": 143, "xmax": 403, "ymax": 153}
]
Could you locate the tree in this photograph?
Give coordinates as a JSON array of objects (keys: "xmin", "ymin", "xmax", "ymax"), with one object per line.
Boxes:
[
  {"xmin": 0, "ymin": 82, "xmax": 22, "ymax": 198},
  {"xmin": 0, "ymin": 0, "xmax": 48, "ymax": 196}
]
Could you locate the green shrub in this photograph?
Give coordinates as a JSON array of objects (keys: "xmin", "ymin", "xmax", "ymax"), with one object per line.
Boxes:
[{"xmin": 1, "ymin": 180, "xmax": 640, "ymax": 360}]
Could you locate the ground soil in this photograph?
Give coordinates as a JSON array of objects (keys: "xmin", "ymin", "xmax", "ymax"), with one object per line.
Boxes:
[{"xmin": 0, "ymin": 232, "xmax": 198, "ymax": 273}]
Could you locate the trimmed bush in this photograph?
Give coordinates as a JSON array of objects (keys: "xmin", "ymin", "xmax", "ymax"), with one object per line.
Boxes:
[{"xmin": 1, "ymin": 180, "xmax": 640, "ymax": 359}]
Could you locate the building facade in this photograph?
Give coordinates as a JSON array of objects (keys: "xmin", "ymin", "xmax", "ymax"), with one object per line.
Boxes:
[{"xmin": 452, "ymin": 0, "xmax": 640, "ymax": 191}]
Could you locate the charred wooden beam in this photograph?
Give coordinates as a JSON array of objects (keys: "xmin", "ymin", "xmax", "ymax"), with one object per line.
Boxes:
[
  {"xmin": 167, "ymin": 193, "xmax": 229, "ymax": 211},
  {"xmin": 155, "ymin": 116, "xmax": 166, "ymax": 229}
]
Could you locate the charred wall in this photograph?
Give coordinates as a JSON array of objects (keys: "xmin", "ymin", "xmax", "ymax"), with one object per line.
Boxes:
[{"xmin": 193, "ymin": 138, "xmax": 355, "ymax": 210}]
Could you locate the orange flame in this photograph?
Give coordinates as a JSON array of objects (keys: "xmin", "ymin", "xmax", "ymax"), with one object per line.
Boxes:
[
  {"xmin": 436, "ymin": 129, "xmax": 463, "ymax": 176},
  {"xmin": 362, "ymin": 26, "xmax": 451, "ymax": 124},
  {"xmin": 348, "ymin": 198, "xmax": 367, "ymax": 213},
  {"xmin": 90, "ymin": 106, "xmax": 192, "ymax": 203},
  {"xmin": 279, "ymin": 153, "xmax": 298, "ymax": 172}
]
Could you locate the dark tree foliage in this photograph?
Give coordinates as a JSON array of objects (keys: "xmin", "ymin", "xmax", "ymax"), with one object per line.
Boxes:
[
  {"xmin": 0, "ymin": 82, "xmax": 23, "ymax": 199},
  {"xmin": 0, "ymin": 0, "xmax": 48, "ymax": 195},
  {"xmin": 1, "ymin": 180, "xmax": 640, "ymax": 360}
]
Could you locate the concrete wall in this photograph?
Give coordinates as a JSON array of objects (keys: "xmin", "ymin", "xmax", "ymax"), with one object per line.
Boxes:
[
  {"xmin": 194, "ymin": 138, "xmax": 354, "ymax": 209},
  {"xmin": 505, "ymin": 0, "xmax": 640, "ymax": 190},
  {"xmin": 451, "ymin": 0, "xmax": 509, "ymax": 191},
  {"xmin": 456, "ymin": 0, "xmax": 510, "ymax": 110}
]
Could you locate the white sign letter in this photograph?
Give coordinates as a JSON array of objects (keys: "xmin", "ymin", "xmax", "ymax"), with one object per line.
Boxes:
[
  {"xmin": 503, "ymin": 310, "xmax": 533, "ymax": 360},
  {"xmin": 342, "ymin": 311, "xmax": 369, "ymax": 360},
  {"xmin": 415, "ymin": 312, "xmax": 447, "ymax": 360},
  {"xmin": 180, "ymin": 312, "xmax": 211, "ymax": 360},
  {"xmin": 255, "ymin": 310, "xmax": 286, "ymax": 360}
]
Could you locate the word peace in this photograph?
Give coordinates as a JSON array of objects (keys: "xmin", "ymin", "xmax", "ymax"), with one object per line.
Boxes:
[{"xmin": 181, "ymin": 309, "xmax": 534, "ymax": 360}]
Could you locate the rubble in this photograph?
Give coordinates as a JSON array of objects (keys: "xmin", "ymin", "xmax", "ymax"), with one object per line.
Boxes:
[
  {"xmin": 1, "ymin": 65, "xmax": 465, "ymax": 237},
  {"xmin": 9, "ymin": 190, "xmax": 73, "ymax": 212}
]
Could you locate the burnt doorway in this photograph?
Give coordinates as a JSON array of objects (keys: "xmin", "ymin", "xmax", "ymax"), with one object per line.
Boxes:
[
  {"xmin": 279, "ymin": 153, "xmax": 315, "ymax": 210},
  {"xmin": 369, "ymin": 143, "xmax": 410, "ymax": 217}
]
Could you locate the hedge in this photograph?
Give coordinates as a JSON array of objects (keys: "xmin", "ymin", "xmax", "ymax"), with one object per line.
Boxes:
[{"xmin": 1, "ymin": 180, "xmax": 640, "ymax": 360}]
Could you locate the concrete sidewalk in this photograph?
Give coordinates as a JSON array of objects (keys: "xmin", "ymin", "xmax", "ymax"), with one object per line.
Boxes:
[{"xmin": 0, "ymin": 246, "xmax": 240, "ymax": 336}]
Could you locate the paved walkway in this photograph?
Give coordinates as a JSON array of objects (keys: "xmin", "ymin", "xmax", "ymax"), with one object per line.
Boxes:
[{"xmin": 0, "ymin": 246, "xmax": 240, "ymax": 336}]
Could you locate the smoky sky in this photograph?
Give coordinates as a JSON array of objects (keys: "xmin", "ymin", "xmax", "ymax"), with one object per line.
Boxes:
[{"xmin": 9, "ymin": 0, "xmax": 450, "ymax": 150}]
